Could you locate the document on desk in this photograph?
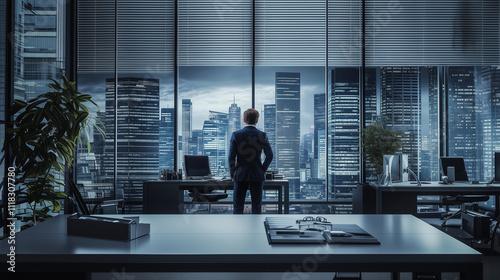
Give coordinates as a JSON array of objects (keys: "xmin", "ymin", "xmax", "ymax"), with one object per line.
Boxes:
[
  {"xmin": 264, "ymin": 217, "xmax": 379, "ymax": 245},
  {"xmin": 322, "ymin": 224, "xmax": 380, "ymax": 244},
  {"xmin": 264, "ymin": 217, "xmax": 325, "ymax": 244}
]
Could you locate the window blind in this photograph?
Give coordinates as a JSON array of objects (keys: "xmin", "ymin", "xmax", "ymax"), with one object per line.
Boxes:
[
  {"xmin": 117, "ymin": 0, "xmax": 175, "ymax": 73},
  {"xmin": 177, "ymin": 0, "xmax": 253, "ymax": 66},
  {"xmin": 328, "ymin": 0, "xmax": 362, "ymax": 67},
  {"xmin": 77, "ymin": 0, "xmax": 115, "ymax": 73},
  {"xmin": 78, "ymin": 0, "xmax": 175, "ymax": 74},
  {"xmin": 365, "ymin": 0, "xmax": 499, "ymax": 66},
  {"xmin": 255, "ymin": 0, "xmax": 326, "ymax": 66}
]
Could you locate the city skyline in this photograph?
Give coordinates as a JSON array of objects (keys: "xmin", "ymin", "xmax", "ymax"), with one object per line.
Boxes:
[
  {"xmin": 78, "ymin": 66, "xmax": 325, "ymax": 136},
  {"xmin": 74, "ymin": 66, "xmax": 500, "ymax": 211}
]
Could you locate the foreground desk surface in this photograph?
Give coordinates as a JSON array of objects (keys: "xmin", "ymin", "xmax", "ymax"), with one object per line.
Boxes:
[
  {"xmin": 367, "ymin": 181, "xmax": 500, "ymax": 216},
  {"xmin": 0, "ymin": 214, "xmax": 482, "ymax": 279},
  {"xmin": 143, "ymin": 179, "xmax": 290, "ymax": 214}
]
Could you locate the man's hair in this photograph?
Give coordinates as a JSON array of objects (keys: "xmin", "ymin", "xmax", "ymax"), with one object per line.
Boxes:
[{"xmin": 243, "ymin": 108, "xmax": 259, "ymax": 125}]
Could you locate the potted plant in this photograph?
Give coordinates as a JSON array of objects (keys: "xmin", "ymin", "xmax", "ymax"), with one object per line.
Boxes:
[
  {"xmin": 362, "ymin": 119, "xmax": 403, "ymax": 182},
  {"xmin": 1, "ymin": 76, "xmax": 101, "ymax": 226}
]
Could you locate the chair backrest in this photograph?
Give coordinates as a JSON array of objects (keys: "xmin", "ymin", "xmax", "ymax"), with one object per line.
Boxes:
[
  {"xmin": 184, "ymin": 155, "xmax": 212, "ymax": 179},
  {"xmin": 68, "ymin": 181, "xmax": 91, "ymax": 215},
  {"xmin": 440, "ymin": 157, "xmax": 469, "ymax": 182}
]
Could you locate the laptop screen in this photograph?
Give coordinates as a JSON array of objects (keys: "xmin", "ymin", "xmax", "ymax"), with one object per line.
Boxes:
[
  {"xmin": 184, "ymin": 155, "xmax": 212, "ymax": 179},
  {"xmin": 440, "ymin": 157, "xmax": 469, "ymax": 182}
]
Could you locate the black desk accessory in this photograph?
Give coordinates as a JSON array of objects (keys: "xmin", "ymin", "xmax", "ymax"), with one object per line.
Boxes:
[
  {"xmin": 323, "ymin": 224, "xmax": 380, "ymax": 244},
  {"xmin": 264, "ymin": 217, "xmax": 379, "ymax": 244},
  {"xmin": 67, "ymin": 214, "xmax": 150, "ymax": 241},
  {"xmin": 264, "ymin": 216, "xmax": 325, "ymax": 244}
]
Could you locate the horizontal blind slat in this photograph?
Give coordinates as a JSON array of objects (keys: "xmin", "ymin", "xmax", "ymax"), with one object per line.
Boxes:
[
  {"xmin": 117, "ymin": 0, "xmax": 175, "ymax": 73},
  {"xmin": 78, "ymin": 0, "xmax": 175, "ymax": 74},
  {"xmin": 328, "ymin": 0, "xmax": 362, "ymax": 67},
  {"xmin": 77, "ymin": 0, "xmax": 116, "ymax": 73},
  {"xmin": 255, "ymin": 0, "xmax": 326, "ymax": 66},
  {"xmin": 177, "ymin": 0, "xmax": 253, "ymax": 66},
  {"xmin": 365, "ymin": 0, "xmax": 499, "ymax": 66}
]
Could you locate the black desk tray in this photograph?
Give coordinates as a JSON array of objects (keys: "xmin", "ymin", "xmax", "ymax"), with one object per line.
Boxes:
[{"xmin": 67, "ymin": 214, "xmax": 150, "ymax": 241}]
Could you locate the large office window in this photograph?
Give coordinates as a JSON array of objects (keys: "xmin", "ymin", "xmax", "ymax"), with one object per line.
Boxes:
[
  {"xmin": 71, "ymin": 0, "xmax": 500, "ymax": 214},
  {"xmin": 446, "ymin": 66, "xmax": 500, "ymax": 210},
  {"xmin": 177, "ymin": 0, "xmax": 253, "ymax": 213},
  {"xmin": 178, "ymin": 67, "xmax": 252, "ymax": 176},
  {"xmin": 77, "ymin": 0, "xmax": 175, "ymax": 213},
  {"xmin": 364, "ymin": 1, "xmax": 499, "ymax": 211},
  {"xmin": 364, "ymin": 0, "xmax": 499, "ymax": 182},
  {"xmin": 177, "ymin": 0, "xmax": 253, "ymax": 177},
  {"xmin": 254, "ymin": 1, "xmax": 328, "ymax": 213},
  {"xmin": 255, "ymin": 67, "xmax": 326, "ymax": 208}
]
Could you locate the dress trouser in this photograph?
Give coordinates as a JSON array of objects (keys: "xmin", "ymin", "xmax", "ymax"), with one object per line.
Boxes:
[{"xmin": 233, "ymin": 181, "xmax": 263, "ymax": 214}]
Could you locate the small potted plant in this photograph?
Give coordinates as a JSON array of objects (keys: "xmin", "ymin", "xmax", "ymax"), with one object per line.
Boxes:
[
  {"xmin": 362, "ymin": 118, "xmax": 403, "ymax": 182},
  {"xmin": 2, "ymin": 76, "xmax": 101, "ymax": 226}
]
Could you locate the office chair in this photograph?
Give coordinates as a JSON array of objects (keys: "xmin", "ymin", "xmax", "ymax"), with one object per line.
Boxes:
[
  {"xmin": 439, "ymin": 157, "xmax": 490, "ymax": 227},
  {"xmin": 188, "ymin": 186, "xmax": 228, "ymax": 214},
  {"xmin": 93, "ymin": 189, "xmax": 125, "ymax": 214},
  {"xmin": 68, "ymin": 181, "xmax": 124, "ymax": 215}
]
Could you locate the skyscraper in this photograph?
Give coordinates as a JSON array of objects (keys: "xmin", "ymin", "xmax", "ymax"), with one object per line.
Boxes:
[
  {"xmin": 182, "ymin": 99, "xmax": 192, "ymax": 161},
  {"xmin": 381, "ymin": 67, "xmax": 421, "ymax": 175},
  {"xmin": 490, "ymin": 67, "xmax": 500, "ymax": 160},
  {"xmin": 419, "ymin": 67, "xmax": 439, "ymax": 181},
  {"xmin": 104, "ymin": 77, "xmax": 160, "ymax": 213},
  {"xmin": 189, "ymin": 129, "xmax": 204, "ymax": 156},
  {"xmin": 317, "ymin": 129, "xmax": 326, "ymax": 180},
  {"xmin": 364, "ymin": 68, "xmax": 378, "ymax": 124},
  {"xmin": 264, "ymin": 104, "xmax": 277, "ymax": 171},
  {"xmin": 313, "ymin": 93, "xmax": 326, "ymax": 179},
  {"xmin": 447, "ymin": 67, "xmax": 483, "ymax": 180},
  {"xmin": 275, "ymin": 72, "xmax": 300, "ymax": 198},
  {"xmin": 363, "ymin": 68, "xmax": 379, "ymax": 181},
  {"xmin": 228, "ymin": 101, "xmax": 241, "ymax": 134},
  {"xmin": 160, "ymin": 108, "xmax": 175, "ymax": 171},
  {"xmin": 300, "ymin": 130, "xmax": 314, "ymax": 180},
  {"xmin": 329, "ymin": 68, "xmax": 360, "ymax": 200},
  {"xmin": 23, "ymin": 0, "xmax": 64, "ymax": 100},
  {"xmin": 202, "ymin": 111, "xmax": 229, "ymax": 177}
]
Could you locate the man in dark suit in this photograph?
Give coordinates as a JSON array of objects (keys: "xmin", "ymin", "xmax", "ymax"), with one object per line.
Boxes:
[{"xmin": 229, "ymin": 108, "xmax": 273, "ymax": 214}]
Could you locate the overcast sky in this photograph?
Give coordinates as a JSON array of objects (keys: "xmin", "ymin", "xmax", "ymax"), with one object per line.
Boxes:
[{"xmin": 78, "ymin": 66, "xmax": 325, "ymax": 137}]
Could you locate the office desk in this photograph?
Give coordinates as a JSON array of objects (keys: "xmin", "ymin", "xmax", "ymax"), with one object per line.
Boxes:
[
  {"xmin": 367, "ymin": 182, "xmax": 500, "ymax": 217},
  {"xmin": 0, "ymin": 214, "xmax": 482, "ymax": 280},
  {"xmin": 143, "ymin": 179, "xmax": 290, "ymax": 214}
]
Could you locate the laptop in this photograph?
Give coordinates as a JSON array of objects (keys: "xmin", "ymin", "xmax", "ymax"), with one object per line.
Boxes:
[{"xmin": 184, "ymin": 155, "xmax": 213, "ymax": 180}]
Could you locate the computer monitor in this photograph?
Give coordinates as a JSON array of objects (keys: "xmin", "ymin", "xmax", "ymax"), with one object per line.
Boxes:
[
  {"xmin": 440, "ymin": 157, "xmax": 469, "ymax": 182},
  {"xmin": 382, "ymin": 153, "xmax": 409, "ymax": 183},
  {"xmin": 383, "ymin": 155, "xmax": 400, "ymax": 182},
  {"xmin": 184, "ymin": 155, "xmax": 212, "ymax": 179}
]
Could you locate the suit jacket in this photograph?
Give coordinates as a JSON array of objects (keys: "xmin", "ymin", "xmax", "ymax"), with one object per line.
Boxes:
[{"xmin": 229, "ymin": 125, "xmax": 273, "ymax": 182}]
